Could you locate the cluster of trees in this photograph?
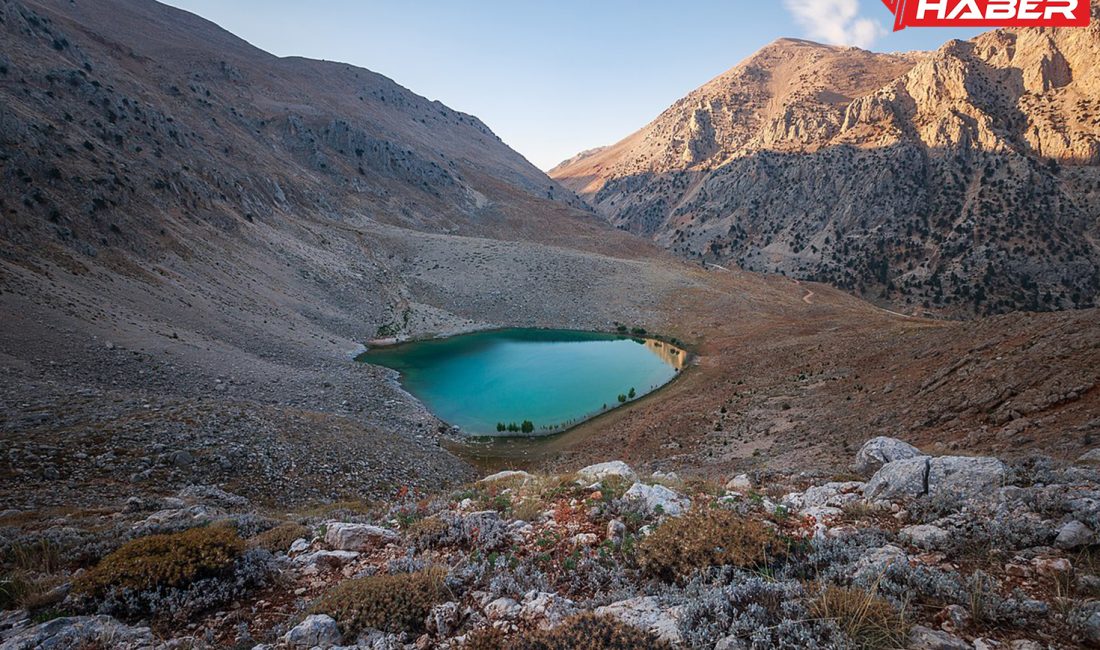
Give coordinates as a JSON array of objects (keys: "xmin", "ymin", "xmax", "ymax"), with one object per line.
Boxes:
[
  {"xmin": 494, "ymin": 387, "xmax": 643, "ymax": 434},
  {"xmin": 496, "ymin": 420, "xmax": 535, "ymax": 434},
  {"xmin": 617, "ymin": 387, "xmax": 637, "ymax": 403},
  {"xmin": 615, "ymin": 324, "xmax": 648, "ymax": 337}
]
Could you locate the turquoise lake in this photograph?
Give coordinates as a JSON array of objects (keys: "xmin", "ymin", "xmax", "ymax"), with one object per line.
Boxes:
[{"xmin": 358, "ymin": 329, "xmax": 685, "ymax": 436}]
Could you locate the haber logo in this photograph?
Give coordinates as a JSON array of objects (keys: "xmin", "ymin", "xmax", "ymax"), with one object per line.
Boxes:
[{"xmin": 881, "ymin": 0, "xmax": 1091, "ymax": 31}]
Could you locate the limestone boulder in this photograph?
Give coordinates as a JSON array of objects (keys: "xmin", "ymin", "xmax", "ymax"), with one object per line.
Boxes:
[{"xmin": 854, "ymin": 437, "xmax": 923, "ymax": 477}]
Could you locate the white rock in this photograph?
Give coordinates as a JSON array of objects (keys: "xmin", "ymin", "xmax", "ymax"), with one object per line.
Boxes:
[
  {"xmin": 0, "ymin": 615, "xmax": 157, "ymax": 649},
  {"xmin": 1080, "ymin": 606, "xmax": 1100, "ymax": 647},
  {"xmin": 941, "ymin": 604, "xmax": 971, "ymax": 632},
  {"xmin": 623, "ymin": 483, "xmax": 690, "ymax": 517},
  {"xmin": 798, "ymin": 481, "xmax": 865, "ymax": 509},
  {"xmin": 289, "ymin": 538, "xmax": 311, "ymax": 554},
  {"xmin": 802, "ymin": 505, "xmax": 843, "ymax": 524},
  {"xmin": 571, "ymin": 533, "xmax": 599, "ymax": 547},
  {"xmin": 576, "ymin": 461, "xmax": 637, "ymax": 484},
  {"xmin": 864, "ymin": 456, "xmax": 930, "ymax": 501},
  {"xmin": 324, "ymin": 522, "xmax": 398, "ymax": 551},
  {"xmin": 854, "ymin": 437, "xmax": 922, "ymax": 476},
  {"xmin": 1055, "ymin": 520, "xmax": 1095, "ymax": 549},
  {"xmin": 607, "ymin": 518, "xmax": 626, "ymax": 542},
  {"xmin": 134, "ymin": 504, "xmax": 222, "ymax": 530},
  {"xmin": 520, "ymin": 591, "xmax": 576, "ymax": 629},
  {"xmin": 927, "ymin": 456, "xmax": 1007, "ymax": 498},
  {"xmin": 426, "ymin": 602, "xmax": 460, "ymax": 637},
  {"xmin": 725, "ymin": 474, "xmax": 752, "ymax": 491},
  {"xmin": 900, "ymin": 524, "xmax": 950, "ymax": 550},
  {"xmin": 355, "ymin": 628, "xmax": 403, "ymax": 649},
  {"xmin": 1032, "ymin": 556, "xmax": 1072, "ymax": 576},
  {"xmin": 177, "ymin": 484, "xmax": 249, "ymax": 507},
  {"xmin": 293, "ymin": 550, "xmax": 359, "ymax": 570},
  {"xmin": 908, "ymin": 624, "xmax": 970, "ymax": 649},
  {"xmin": 595, "ymin": 596, "xmax": 682, "ymax": 645},
  {"xmin": 485, "ymin": 597, "xmax": 521, "ymax": 620},
  {"xmin": 283, "ymin": 614, "xmax": 341, "ymax": 648},
  {"xmin": 1077, "ymin": 449, "xmax": 1100, "ymax": 465},
  {"xmin": 478, "ymin": 470, "xmax": 534, "ymax": 485},
  {"xmin": 853, "ymin": 544, "xmax": 909, "ymax": 581}
]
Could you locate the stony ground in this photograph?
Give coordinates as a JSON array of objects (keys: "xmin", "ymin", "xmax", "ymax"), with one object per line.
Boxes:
[{"xmin": 5, "ymin": 437, "xmax": 1100, "ymax": 648}]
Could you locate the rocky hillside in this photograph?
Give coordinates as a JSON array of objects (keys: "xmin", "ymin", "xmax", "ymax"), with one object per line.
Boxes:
[
  {"xmin": 551, "ymin": 16, "xmax": 1100, "ymax": 316},
  {"xmin": 5, "ymin": 440, "xmax": 1100, "ymax": 648},
  {"xmin": 0, "ymin": 0, "xmax": 687, "ymax": 506}
]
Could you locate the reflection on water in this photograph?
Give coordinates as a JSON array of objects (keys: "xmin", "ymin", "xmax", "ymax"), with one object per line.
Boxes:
[{"xmin": 644, "ymin": 339, "xmax": 686, "ymax": 371}]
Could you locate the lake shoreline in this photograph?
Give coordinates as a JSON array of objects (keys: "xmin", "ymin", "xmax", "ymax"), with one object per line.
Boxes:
[{"xmin": 357, "ymin": 327, "xmax": 689, "ymax": 441}]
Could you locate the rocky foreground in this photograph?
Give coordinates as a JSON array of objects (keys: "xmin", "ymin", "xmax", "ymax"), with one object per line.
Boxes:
[{"xmin": 4, "ymin": 437, "xmax": 1100, "ymax": 649}]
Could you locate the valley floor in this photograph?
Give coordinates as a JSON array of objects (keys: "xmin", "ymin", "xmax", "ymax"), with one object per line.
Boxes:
[{"xmin": 1, "ymin": 216, "xmax": 1098, "ymax": 650}]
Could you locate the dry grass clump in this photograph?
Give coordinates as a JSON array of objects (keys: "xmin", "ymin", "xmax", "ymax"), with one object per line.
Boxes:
[
  {"xmin": 0, "ymin": 539, "xmax": 66, "ymax": 610},
  {"xmin": 406, "ymin": 516, "xmax": 451, "ymax": 549},
  {"xmin": 809, "ymin": 585, "xmax": 909, "ymax": 649},
  {"xmin": 72, "ymin": 524, "xmax": 243, "ymax": 598},
  {"xmin": 515, "ymin": 613, "xmax": 672, "ymax": 649},
  {"xmin": 637, "ymin": 509, "xmax": 786, "ymax": 581},
  {"xmin": 0, "ymin": 571, "xmax": 64, "ymax": 610},
  {"xmin": 297, "ymin": 499, "xmax": 375, "ymax": 519},
  {"xmin": 248, "ymin": 522, "xmax": 311, "ymax": 553},
  {"xmin": 311, "ymin": 567, "xmax": 448, "ymax": 636},
  {"xmin": 461, "ymin": 626, "xmax": 511, "ymax": 649}
]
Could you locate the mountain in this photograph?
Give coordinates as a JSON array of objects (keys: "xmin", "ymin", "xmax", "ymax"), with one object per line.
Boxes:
[
  {"xmin": 1, "ymin": 0, "xmax": 1098, "ymax": 505},
  {"xmin": 551, "ymin": 17, "xmax": 1100, "ymax": 315}
]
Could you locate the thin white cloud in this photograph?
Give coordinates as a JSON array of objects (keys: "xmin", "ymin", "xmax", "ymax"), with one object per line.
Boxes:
[{"xmin": 782, "ymin": 0, "xmax": 887, "ymax": 49}]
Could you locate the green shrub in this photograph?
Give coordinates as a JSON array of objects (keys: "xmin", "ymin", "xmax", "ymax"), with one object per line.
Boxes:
[
  {"xmin": 311, "ymin": 567, "xmax": 448, "ymax": 635},
  {"xmin": 517, "ymin": 613, "xmax": 672, "ymax": 649},
  {"xmin": 73, "ymin": 524, "xmax": 243, "ymax": 598},
  {"xmin": 248, "ymin": 522, "xmax": 311, "ymax": 553},
  {"xmin": 637, "ymin": 509, "xmax": 785, "ymax": 581}
]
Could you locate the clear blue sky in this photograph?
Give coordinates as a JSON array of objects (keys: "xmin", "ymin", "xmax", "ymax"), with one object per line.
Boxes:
[{"xmin": 162, "ymin": 0, "xmax": 981, "ymax": 170}]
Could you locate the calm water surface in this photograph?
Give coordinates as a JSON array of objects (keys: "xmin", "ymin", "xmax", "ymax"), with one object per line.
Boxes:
[{"xmin": 358, "ymin": 329, "xmax": 684, "ymax": 436}]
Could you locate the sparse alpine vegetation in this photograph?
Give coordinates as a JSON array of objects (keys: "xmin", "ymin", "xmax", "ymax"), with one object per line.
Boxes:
[{"xmin": 4, "ymin": 438, "xmax": 1100, "ymax": 647}]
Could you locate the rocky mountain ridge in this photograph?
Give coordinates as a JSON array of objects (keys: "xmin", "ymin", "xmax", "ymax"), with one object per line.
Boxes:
[{"xmin": 551, "ymin": 14, "xmax": 1100, "ymax": 315}]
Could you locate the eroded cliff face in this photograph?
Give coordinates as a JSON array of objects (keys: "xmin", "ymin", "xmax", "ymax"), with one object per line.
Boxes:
[{"xmin": 552, "ymin": 12, "xmax": 1100, "ymax": 315}]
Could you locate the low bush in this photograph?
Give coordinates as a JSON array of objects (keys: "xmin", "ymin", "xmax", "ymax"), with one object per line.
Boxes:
[
  {"xmin": 462, "ymin": 626, "xmax": 510, "ymax": 649},
  {"xmin": 676, "ymin": 573, "xmax": 844, "ymax": 648},
  {"xmin": 406, "ymin": 516, "xmax": 452, "ymax": 550},
  {"xmin": 248, "ymin": 522, "xmax": 311, "ymax": 553},
  {"xmin": 73, "ymin": 524, "xmax": 243, "ymax": 599},
  {"xmin": 637, "ymin": 509, "xmax": 786, "ymax": 581},
  {"xmin": 69, "ymin": 524, "xmax": 272, "ymax": 623},
  {"xmin": 516, "ymin": 613, "xmax": 672, "ymax": 649},
  {"xmin": 311, "ymin": 567, "xmax": 449, "ymax": 636}
]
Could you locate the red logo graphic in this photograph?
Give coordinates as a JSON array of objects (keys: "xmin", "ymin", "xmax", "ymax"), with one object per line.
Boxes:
[{"xmin": 881, "ymin": 0, "xmax": 1091, "ymax": 31}]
